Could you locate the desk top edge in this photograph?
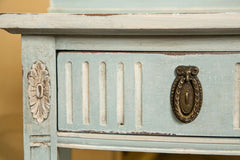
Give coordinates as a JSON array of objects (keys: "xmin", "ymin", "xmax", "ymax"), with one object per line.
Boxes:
[{"xmin": 1, "ymin": 13, "xmax": 240, "ymax": 35}]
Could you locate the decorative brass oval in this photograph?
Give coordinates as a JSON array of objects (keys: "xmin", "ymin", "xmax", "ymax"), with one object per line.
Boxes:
[{"xmin": 170, "ymin": 66, "xmax": 203, "ymax": 123}]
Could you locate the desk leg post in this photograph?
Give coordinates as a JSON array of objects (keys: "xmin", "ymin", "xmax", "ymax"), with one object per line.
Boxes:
[{"xmin": 22, "ymin": 36, "xmax": 60, "ymax": 160}]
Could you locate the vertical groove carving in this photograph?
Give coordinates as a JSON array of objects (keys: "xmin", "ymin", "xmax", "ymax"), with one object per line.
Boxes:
[
  {"xmin": 99, "ymin": 62, "xmax": 107, "ymax": 125},
  {"xmin": 65, "ymin": 61, "xmax": 73, "ymax": 124},
  {"xmin": 117, "ymin": 62, "xmax": 124, "ymax": 125},
  {"xmin": 234, "ymin": 63, "xmax": 240, "ymax": 128},
  {"xmin": 82, "ymin": 62, "xmax": 89, "ymax": 124},
  {"xmin": 135, "ymin": 62, "xmax": 142, "ymax": 127}
]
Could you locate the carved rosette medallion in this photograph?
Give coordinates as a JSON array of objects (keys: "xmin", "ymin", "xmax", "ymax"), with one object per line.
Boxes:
[
  {"xmin": 27, "ymin": 61, "xmax": 50, "ymax": 123},
  {"xmin": 171, "ymin": 66, "xmax": 203, "ymax": 123}
]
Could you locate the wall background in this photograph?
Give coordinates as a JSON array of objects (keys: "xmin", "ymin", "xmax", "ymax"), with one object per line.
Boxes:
[{"xmin": 0, "ymin": 1, "xmax": 240, "ymax": 160}]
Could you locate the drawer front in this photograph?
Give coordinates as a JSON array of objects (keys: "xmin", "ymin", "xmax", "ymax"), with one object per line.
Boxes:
[{"xmin": 57, "ymin": 52, "xmax": 240, "ymax": 137}]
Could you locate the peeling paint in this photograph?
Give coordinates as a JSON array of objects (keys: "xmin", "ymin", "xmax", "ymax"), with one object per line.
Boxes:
[
  {"xmin": 59, "ymin": 130, "xmax": 176, "ymax": 136},
  {"xmin": 75, "ymin": 13, "xmax": 121, "ymax": 16},
  {"xmin": 30, "ymin": 141, "xmax": 50, "ymax": 147},
  {"xmin": 58, "ymin": 51, "xmax": 240, "ymax": 56}
]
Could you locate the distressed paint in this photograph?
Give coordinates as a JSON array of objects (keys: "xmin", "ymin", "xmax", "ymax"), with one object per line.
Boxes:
[
  {"xmin": 135, "ymin": 62, "xmax": 142, "ymax": 127},
  {"xmin": 22, "ymin": 36, "xmax": 70, "ymax": 160},
  {"xmin": 49, "ymin": 0, "xmax": 240, "ymax": 13},
  {"xmin": 27, "ymin": 61, "xmax": 51, "ymax": 123},
  {"xmin": 57, "ymin": 132, "xmax": 240, "ymax": 144},
  {"xmin": 22, "ymin": 36, "xmax": 53, "ymax": 160},
  {"xmin": 65, "ymin": 61, "xmax": 73, "ymax": 124},
  {"xmin": 234, "ymin": 63, "xmax": 240, "ymax": 129},
  {"xmin": 31, "ymin": 146, "xmax": 50, "ymax": 160},
  {"xmin": 117, "ymin": 62, "xmax": 124, "ymax": 125},
  {"xmin": 82, "ymin": 61, "xmax": 90, "ymax": 124},
  {"xmin": 2, "ymin": 12, "xmax": 240, "ymax": 157},
  {"xmin": 58, "ymin": 52, "xmax": 240, "ymax": 137},
  {"xmin": 99, "ymin": 62, "xmax": 107, "ymax": 125},
  {"xmin": 57, "ymin": 135, "xmax": 240, "ymax": 155},
  {"xmin": 1, "ymin": 13, "xmax": 240, "ymax": 35},
  {"xmin": 55, "ymin": 36, "xmax": 240, "ymax": 52}
]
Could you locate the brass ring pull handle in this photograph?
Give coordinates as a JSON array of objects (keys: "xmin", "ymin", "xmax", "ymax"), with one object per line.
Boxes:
[{"xmin": 171, "ymin": 66, "xmax": 203, "ymax": 123}]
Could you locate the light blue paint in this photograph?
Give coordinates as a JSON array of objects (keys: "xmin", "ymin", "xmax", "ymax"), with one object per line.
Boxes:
[
  {"xmin": 57, "ymin": 136, "xmax": 240, "ymax": 155},
  {"xmin": 58, "ymin": 52, "xmax": 240, "ymax": 137},
  {"xmin": 22, "ymin": 36, "xmax": 71, "ymax": 160},
  {"xmin": 31, "ymin": 146, "xmax": 50, "ymax": 160},
  {"xmin": 49, "ymin": 0, "xmax": 240, "ymax": 13}
]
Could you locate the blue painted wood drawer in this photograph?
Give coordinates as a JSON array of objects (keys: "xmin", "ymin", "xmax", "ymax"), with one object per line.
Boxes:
[
  {"xmin": 57, "ymin": 52, "xmax": 240, "ymax": 137},
  {"xmin": 50, "ymin": 0, "xmax": 240, "ymax": 13}
]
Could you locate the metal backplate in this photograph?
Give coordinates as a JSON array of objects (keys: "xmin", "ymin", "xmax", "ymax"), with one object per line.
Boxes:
[{"xmin": 171, "ymin": 66, "xmax": 203, "ymax": 123}]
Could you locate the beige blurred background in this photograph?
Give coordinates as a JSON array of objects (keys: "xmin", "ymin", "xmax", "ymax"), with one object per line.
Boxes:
[{"xmin": 0, "ymin": 0, "xmax": 240, "ymax": 160}]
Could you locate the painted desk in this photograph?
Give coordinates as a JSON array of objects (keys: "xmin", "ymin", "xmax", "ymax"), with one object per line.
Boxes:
[{"xmin": 1, "ymin": 13, "xmax": 240, "ymax": 160}]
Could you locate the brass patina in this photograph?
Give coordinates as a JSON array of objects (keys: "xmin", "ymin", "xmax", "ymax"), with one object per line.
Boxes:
[{"xmin": 171, "ymin": 66, "xmax": 203, "ymax": 123}]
